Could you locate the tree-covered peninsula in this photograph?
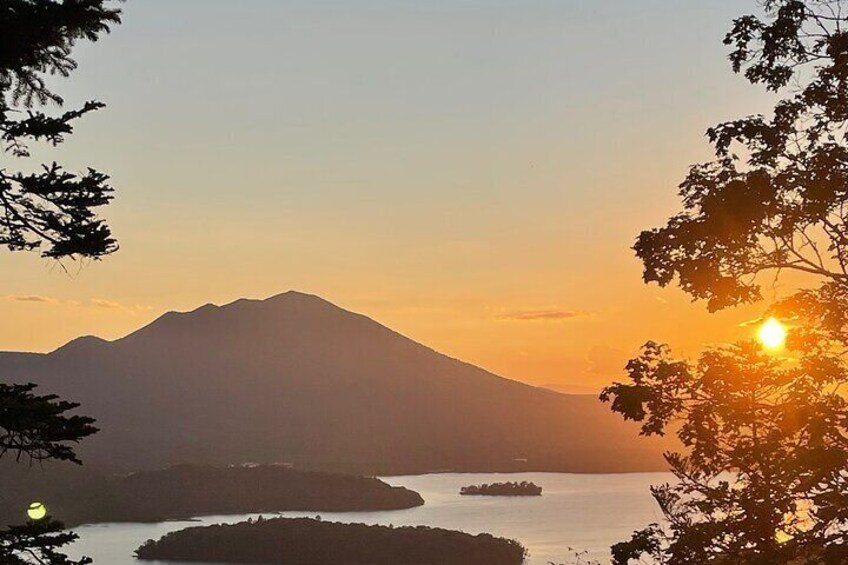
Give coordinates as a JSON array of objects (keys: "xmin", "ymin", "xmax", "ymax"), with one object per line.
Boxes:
[{"xmin": 0, "ymin": 464, "xmax": 423, "ymax": 527}]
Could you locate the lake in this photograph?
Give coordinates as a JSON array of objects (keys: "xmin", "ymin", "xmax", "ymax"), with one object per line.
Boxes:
[{"xmin": 66, "ymin": 472, "xmax": 672, "ymax": 564}]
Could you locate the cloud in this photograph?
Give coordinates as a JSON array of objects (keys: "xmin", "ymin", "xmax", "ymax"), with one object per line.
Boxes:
[
  {"xmin": 4, "ymin": 294, "xmax": 151, "ymax": 314},
  {"xmin": 91, "ymin": 299, "xmax": 123, "ymax": 309},
  {"xmin": 738, "ymin": 317, "xmax": 764, "ymax": 327},
  {"xmin": 5, "ymin": 294, "xmax": 59, "ymax": 304},
  {"xmin": 90, "ymin": 299, "xmax": 152, "ymax": 314},
  {"xmin": 497, "ymin": 309, "xmax": 592, "ymax": 321}
]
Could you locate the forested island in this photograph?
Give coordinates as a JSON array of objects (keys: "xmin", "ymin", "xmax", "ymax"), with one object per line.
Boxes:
[
  {"xmin": 0, "ymin": 463, "xmax": 423, "ymax": 527},
  {"xmin": 460, "ymin": 481, "xmax": 542, "ymax": 496},
  {"xmin": 135, "ymin": 517, "xmax": 527, "ymax": 565}
]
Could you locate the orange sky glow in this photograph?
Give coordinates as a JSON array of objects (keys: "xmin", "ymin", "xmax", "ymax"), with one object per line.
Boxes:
[{"xmin": 0, "ymin": 1, "xmax": 787, "ymax": 392}]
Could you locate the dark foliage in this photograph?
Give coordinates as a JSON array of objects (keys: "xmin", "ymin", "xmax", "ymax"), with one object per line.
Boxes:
[
  {"xmin": 0, "ymin": 519, "xmax": 91, "ymax": 565},
  {"xmin": 134, "ymin": 517, "xmax": 527, "ymax": 565},
  {"xmin": 0, "ymin": 2, "xmax": 122, "ymax": 564},
  {"xmin": 635, "ymin": 0, "xmax": 848, "ymax": 313},
  {"xmin": 0, "ymin": 383, "xmax": 96, "ymax": 464},
  {"xmin": 602, "ymin": 340, "xmax": 848, "ymax": 564},
  {"xmin": 605, "ymin": 1, "xmax": 848, "ymax": 563},
  {"xmin": 1, "ymin": 0, "xmax": 121, "ymax": 259},
  {"xmin": 0, "ymin": 385, "xmax": 98, "ymax": 565},
  {"xmin": 460, "ymin": 481, "xmax": 543, "ymax": 496}
]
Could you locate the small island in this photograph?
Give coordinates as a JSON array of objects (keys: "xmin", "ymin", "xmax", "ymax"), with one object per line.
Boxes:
[
  {"xmin": 135, "ymin": 517, "xmax": 527, "ymax": 565},
  {"xmin": 460, "ymin": 481, "xmax": 542, "ymax": 496}
]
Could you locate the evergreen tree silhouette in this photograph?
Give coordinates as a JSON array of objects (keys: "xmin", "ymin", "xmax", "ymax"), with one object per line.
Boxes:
[{"xmin": 0, "ymin": 2, "xmax": 122, "ymax": 563}]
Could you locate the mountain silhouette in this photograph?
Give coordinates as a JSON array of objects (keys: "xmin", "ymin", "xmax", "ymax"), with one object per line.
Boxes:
[{"xmin": 0, "ymin": 291, "xmax": 667, "ymax": 474}]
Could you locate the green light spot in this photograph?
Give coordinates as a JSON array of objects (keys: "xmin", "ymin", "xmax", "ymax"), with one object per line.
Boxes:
[{"xmin": 27, "ymin": 502, "xmax": 47, "ymax": 521}]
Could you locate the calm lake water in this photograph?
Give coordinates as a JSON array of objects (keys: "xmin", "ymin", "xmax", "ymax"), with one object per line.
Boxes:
[{"xmin": 66, "ymin": 472, "xmax": 672, "ymax": 565}]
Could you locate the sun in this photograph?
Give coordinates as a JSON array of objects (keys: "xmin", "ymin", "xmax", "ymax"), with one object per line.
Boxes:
[{"xmin": 757, "ymin": 317, "xmax": 787, "ymax": 351}]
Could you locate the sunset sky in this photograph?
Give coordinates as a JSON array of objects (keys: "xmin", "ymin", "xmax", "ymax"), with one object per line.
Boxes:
[{"xmin": 0, "ymin": 0, "xmax": 783, "ymax": 390}]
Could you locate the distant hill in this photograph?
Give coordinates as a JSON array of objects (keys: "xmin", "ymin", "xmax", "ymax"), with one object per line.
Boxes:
[{"xmin": 0, "ymin": 291, "xmax": 667, "ymax": 474}]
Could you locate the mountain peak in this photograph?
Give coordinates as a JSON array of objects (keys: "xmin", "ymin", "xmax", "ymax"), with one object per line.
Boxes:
[
  {"xmin": 262, "ymin": 290, "xmax": 338, "ymax": 308},
  {"xmin": 266, "ymin": 290, "xmax": 317, "ymax": 300},
  {"xmin": 52, "ymin": 335, "xmax": 110, "ymax": 356},
  {"xmin": 111, "ymin": 291, "xmax": 362, "ymax": 350},
  {"xmin": 178, "ymin": 291, "xmax": 336, "ymax": 313}
]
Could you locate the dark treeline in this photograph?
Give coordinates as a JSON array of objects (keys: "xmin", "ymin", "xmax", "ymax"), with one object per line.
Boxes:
[
  {"xmin": 135, "ymin": 517, "xmax": 527, "ymax": 565},
  {"xmin": 460, "ymin": 481, "xmax": 542, "ymax": 496},
  {"xmin": 0, "ymin": 463, "xmax": 422, "ymax": 527}
]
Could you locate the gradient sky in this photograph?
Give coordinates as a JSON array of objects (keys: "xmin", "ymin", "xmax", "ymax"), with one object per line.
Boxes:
[{"xmin": 0, "ymin": 1, "xmax": 784, "ymax": 390}]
